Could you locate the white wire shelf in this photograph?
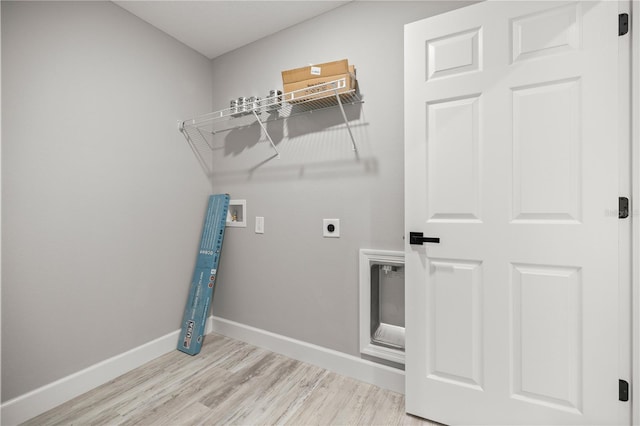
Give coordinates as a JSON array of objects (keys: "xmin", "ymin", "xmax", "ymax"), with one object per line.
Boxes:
[{"xmin": 179, "ymin": 77, "xmax": 363, "ymax": 157}]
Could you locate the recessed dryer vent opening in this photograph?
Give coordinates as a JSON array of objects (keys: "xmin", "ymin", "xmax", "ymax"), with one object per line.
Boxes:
[
  {"xmin": 359, "ymin": 249, "xmax": 405, "ymax": 366},
  {"xmin": 371, "ymin": 263, "xmax": 405, "ymax": 349}
]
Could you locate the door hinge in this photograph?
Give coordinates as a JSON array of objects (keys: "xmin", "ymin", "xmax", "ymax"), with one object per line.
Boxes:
[
  {"xmin": 619, "ymin": 197, "xmax": 630, "ymax": 219},
  {"xmin": 619, "ymin": 379, "xmax": 630, "ymax": 402},
  {"xmin": 619, "ymin": 13, "xmax": 629, "ymax": 36}
]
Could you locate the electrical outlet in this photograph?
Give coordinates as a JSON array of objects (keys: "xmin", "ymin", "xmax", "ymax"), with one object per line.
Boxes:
[
  {"xmin": 323, "ymin": 219, "xmax": 340, "ymax": 238},
  {"xmin": 255, "ymin": 216, "xmax": 264, "ymax": 234}
]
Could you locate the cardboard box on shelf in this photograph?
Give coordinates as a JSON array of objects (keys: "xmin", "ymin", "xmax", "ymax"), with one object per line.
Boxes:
[
  {"xmin": 281, "ymin": 59, "xmax": 350, "ymax": 84},
  {"xmin": 283, "ymin": 62, "xmax": 357, "ymax": 103}
]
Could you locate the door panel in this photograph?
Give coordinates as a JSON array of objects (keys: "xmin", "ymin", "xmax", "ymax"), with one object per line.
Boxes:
[
  {"xmin": 426, "ymin": 95, "xmax": 481, "ymax": 222},
  {"xmin": 404, "ymin": 1, "xmax": 626, "ymax": 424},
  {"xmin": 511, "ymin": 3, "xmax": 581, "ymax": 62},
  {"xmin": 429, "ymin": 258, "xmax": 483, "ymax": 389},
  {"xmin": 511, "ymin": 263, "xmax": 582, "ymax": 412},
  {"xmin": 426, "ymin": 28, "xmax": 482, "ymax": 81},
  {"xmin": 511, "ymin": 79, "xmax": 581, "ymax": 223}
]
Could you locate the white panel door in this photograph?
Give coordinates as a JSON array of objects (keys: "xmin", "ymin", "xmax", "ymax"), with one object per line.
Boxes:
[{"xmin": 404, "ymin": 1, "xmax": 628, "ymax": 424}]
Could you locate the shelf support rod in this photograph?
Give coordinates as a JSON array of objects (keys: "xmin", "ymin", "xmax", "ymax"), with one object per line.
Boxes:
[
  {"xmin": 195, "ymin": 127, "xmax": 215, "ymax": 151},
  {"xmin": 252, "ymin": 110, "xmax": 280, "ymax": 159},
  {"xmin": 333, "ymin": 89, "xmax": 357, "ymax": 152}
]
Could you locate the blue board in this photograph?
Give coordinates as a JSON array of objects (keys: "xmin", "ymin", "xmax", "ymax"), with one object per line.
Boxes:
[{"xmin": 178, "ymin": 194, "xmax": 230, "ymax": 355}]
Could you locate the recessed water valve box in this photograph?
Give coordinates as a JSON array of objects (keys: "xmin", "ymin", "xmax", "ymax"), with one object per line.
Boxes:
[{"xmin": 226, "ymin": 200, "xmax": 246, "ymax": 227}]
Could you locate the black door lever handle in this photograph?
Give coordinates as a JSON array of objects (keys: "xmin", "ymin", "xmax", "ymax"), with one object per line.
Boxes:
[{"xmin": 410, "ymin": 232, "xmax": 440, "ymax": 245}]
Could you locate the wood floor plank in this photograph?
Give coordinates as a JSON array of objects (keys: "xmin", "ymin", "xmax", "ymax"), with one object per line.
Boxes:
[
  {"xmin": 157, "ymin": 401, "xmax": 211, "ymax": 426},
  {"xmin": 21, "ymin": 333, "xmax": 437, "ymax": 426},
  {"xmin": 117, "ymin": 365, "xmax": 233, "ymax": 426},
  {"xmin": 251, "ymin": 363, "xmax": 329, "ymax": 425},
  {"xmin": 203, "ymin": 358, "xmax": 327, "ymax": 426}
]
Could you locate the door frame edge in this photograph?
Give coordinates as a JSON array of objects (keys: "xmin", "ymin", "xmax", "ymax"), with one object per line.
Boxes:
[{"xmin": 631, "ymin": 1, "xmax": 639, "ymax": 424}]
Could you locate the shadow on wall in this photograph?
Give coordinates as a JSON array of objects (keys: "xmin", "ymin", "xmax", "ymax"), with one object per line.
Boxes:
[
  {"xmin": 224, "ymin": 120, "xmax": 267, "ymax": 157},
  {"xmin": 215, "ymin": 102, "xmax": 373, "ymax": 183},
  {"xmin": 223, "ymin": 102, "xmax": 363, "ymax": 157},
  {"xmin": 211, "ymin": 155, "xmax": 378, "ymax": 184},
  {"xmin": 182, "ymin": 125, "xmax": 216, "ymax": 180},
  {"xmin": 181, "ymin": 101, "xmax": 372, "ymax": 184},
  {"xmin": 286, "ymin": 103, "xmax": 362, "ymax": 139}
]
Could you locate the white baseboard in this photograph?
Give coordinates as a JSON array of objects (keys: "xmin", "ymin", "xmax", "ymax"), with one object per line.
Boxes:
[
  {"xmin": 207, "ymin": 316, "xmax": 405, "ymax": 394},
  {"xmin": 1, "ymin": 317, "xmax": 405, "ymax": 426},
  {"xmin": 0, "ymin": 329, "xmax": 181, "ymax": 426}
]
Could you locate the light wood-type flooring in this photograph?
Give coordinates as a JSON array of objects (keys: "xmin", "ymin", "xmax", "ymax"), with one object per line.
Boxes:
[{"xmin": 22, "ymin": 333, "xmax": 437, "ymax": 426}]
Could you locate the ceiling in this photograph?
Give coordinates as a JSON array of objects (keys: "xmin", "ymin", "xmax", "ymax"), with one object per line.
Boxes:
[{"xmin": 114, "ymin": 1, "xmax": 352, "ymax": 60}]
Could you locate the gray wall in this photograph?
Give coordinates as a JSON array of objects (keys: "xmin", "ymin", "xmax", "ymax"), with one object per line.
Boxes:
[
  {"xmin": 1, "ymin": 0, "xmax": 477, "ymax": 404},
  {"xmin": 1, "ymin": 1, "xmax": 212, "ymax": 401},
  {"xmin": 209, "ymin": 1, "xmax": 473, "ymax": 356}
]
